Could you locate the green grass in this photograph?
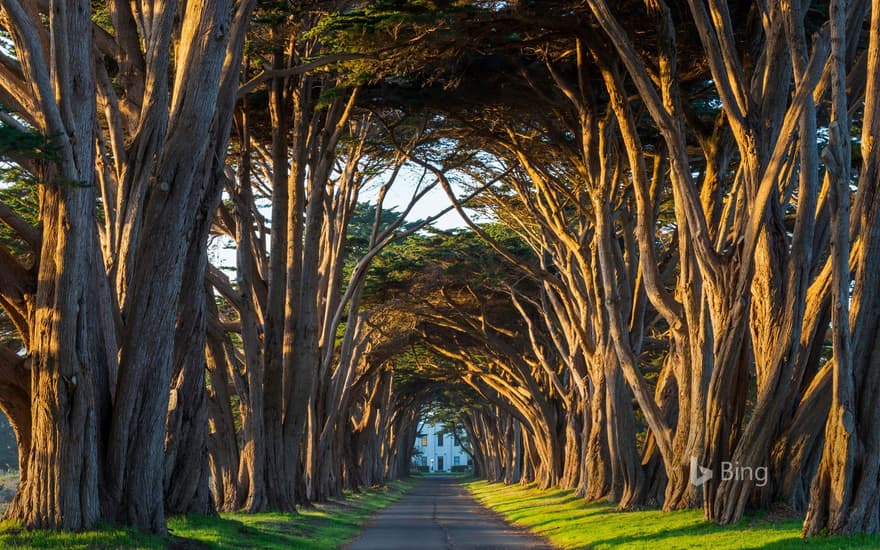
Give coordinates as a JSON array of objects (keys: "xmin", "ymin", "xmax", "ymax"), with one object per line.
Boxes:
[
  {"xmin": 463, "ymin": 479, "xmax": 880, "ymax": 549},
  {"xmin": 0, "ymin": 479, "xmax": 415, "ymax": 549}
]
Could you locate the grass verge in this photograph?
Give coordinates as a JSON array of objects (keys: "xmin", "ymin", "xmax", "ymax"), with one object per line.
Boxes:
[
  {"xmin": 463, "ymin": 479, "xmax": 880, "ymax": 549},
  {"xmin": 0, "ymin": 478, "xmax": 415, "ymax": 549}
]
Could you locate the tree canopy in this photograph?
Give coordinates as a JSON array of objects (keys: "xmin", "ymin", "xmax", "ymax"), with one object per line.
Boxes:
[{"xmin": 0, "ymin": 0, "xmax": 878, "ymax": 540}]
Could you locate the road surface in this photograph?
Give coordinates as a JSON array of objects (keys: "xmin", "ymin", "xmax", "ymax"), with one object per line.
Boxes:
[{"xmin": 348, "ymin": 476, "xmax": 555, "ymax": 549}]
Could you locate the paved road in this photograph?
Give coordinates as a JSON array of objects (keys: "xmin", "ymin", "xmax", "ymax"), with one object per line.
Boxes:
[{"xmin": 348, "ymin": 476, "xmax": 555, "ymax": 549}]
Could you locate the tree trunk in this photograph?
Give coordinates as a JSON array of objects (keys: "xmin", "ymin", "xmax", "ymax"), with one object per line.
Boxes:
[
  {"xmin": 583, "ymin": 371, "xmax": 611, "ymax": 501},
  {"xmin": 7, "ymin": 183, "xmax": 112, "ymax": 530},
  {"xmin": 560, "ymin": 404, "xmax": 582, "ymax": 489},
  {"xmin": 259, "ymin": 61, "xmax": 292, "ymax": 510},
  {"xmin": 205, "ymin": 324, "xmax": 242, "ymax": 511},
  {"xmin": 276, "ymin": 143, "xmax": 327, "ymax": 510},
  {"xmin": 3, "ymin": 0, "xmax": 116, "ymax": 529},
  {"xmin": 0, "ymin": 348, "xmax": 31, "ymax": 501},
  {"xmin": 163, "ymin": 211, "xmax": 218, "ymax": 516},
  {"xmin": 605, "ymin": 356, "xmax": 646, "ymax": 509},
  {"xmin": 103, "ymin": 3, "xmax": 234, "ymax": 533},
  {"xmin": 805, "ymin": 0, "xmax": 879, "ymax": 534}
]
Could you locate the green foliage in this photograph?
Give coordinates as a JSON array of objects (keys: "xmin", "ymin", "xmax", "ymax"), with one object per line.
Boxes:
[
  {"xmin": 0, "ymin": 124, "xmax": 57, "ymax": 162},
  {"xmin": 309, "ymin": 1, "xmax": 456, "ymax": 49},
  {"xmin": 345, "ymin": 202, "xmax": 415, "ymax": 255},
  {"xmin": 0, "ymin": 118, "xmax": 52, "ymax": 256},
  {"xmin": 307, "ymin": 0, "xmax": 490, "ymax": 87},
  {"xmin": 0, "ymin": 177, "xmax": 38, "ymax": 261},
  {"xmin": 360, "ymin": 223, "xmax": 533, "ymax": 305},
  {"xmin": 90, "ymin": 3, "xmax": 113, "ymax": 33},
  {"xmin": 342, "ymin": 202, "xmax": 422, "ymax": 294},
  {"xmin": 362, "ymin": 223, "xmax": 536, "ymax": 419},
  {"xmin": 316, "ymin": 85, "xmax": 347, "ymax": 110},
  {"xmin": 465, "ymin": 480, "xmax": 880, "ymax": 549},
  {"xmin": 252, "ymin": 0, "xmax": 292, "ymax": 26},
  {"xmin": 387, "ymin": 345, "xmax": 442, "ymax": 390}
]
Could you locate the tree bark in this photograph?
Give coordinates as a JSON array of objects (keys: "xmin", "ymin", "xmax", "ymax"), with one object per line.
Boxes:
[
  {"xmin": 2, "ymin": 0, "xmax": 115, "ymax": 530},
  {"xmin": 104, "ymin": 3, "xmax": 234, "ymax": 532}
]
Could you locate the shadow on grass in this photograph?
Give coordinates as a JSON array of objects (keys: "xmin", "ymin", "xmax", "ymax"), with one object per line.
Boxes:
[
  {"xmin": 0, "ymin": 519, "xmax": 168, "ymax": 549},
  {"xmin": 0, "ymin": 480, "xmax": 416, "ymax": 550},
  {"xmin": 463, "ymin": 480, "xmax": 880, "ymax": 550}
]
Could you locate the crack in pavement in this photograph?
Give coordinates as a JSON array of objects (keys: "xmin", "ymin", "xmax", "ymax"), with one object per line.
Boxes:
[{"xmin": 432, "ymin": 499, "xmax": 455, "ymax": 549}]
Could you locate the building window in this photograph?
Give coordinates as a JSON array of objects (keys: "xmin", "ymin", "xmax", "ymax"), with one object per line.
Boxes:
[
  {"xmin": 437, "ymin": 433, "xmax": 444, "ymax": 446},
  {"xmin": 421, "ymin": 436, "xmax": 427, "ymax": 447},
  {"xmin": 454, "ymin": 456, "xmax": 460, "ymax": 466}
]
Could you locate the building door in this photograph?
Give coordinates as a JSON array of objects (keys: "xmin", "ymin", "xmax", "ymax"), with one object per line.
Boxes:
[{"xmin": 438, "ymin": 456, "xmax": 444, "ymax": 471}]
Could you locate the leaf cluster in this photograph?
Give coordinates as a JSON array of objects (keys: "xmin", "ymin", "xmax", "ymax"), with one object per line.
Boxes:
[
  {"xmin": 0, "ymin": 123, "xmax": 57, "ymax": 162},
  {"xmin": 359, "ymin": 224, "xmax": 532, "ymax": 307}
]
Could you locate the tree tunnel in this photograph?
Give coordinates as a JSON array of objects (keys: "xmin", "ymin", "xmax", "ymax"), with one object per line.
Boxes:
[{"xmin": 0, "ymin": 0, "xmax": 879, "ymax": 540}]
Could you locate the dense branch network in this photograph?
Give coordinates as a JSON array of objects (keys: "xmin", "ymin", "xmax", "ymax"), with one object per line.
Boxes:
[{"xmin": 0, "ymin": 0, "xmax": 877, "ymax": 539}]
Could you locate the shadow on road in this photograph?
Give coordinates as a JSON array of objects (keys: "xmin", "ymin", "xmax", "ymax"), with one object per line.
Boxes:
[{"xmin": 348, "ymin": 476, "xmax": 556, "ymax": 549}]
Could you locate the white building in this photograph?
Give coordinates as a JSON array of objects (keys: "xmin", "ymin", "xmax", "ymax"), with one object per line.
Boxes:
[{"xmin": 413, "ymin": 422, "xmax": 471, "ymax": 472}]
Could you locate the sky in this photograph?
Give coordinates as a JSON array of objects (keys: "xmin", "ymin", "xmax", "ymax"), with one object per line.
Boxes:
[
  {"xmin": 377, "ymin": 172, "xmax": 467, "ymax": 231},
  {"xmin": 208, "ymin": 162, "xmax": 474, "ymax": 273}
]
